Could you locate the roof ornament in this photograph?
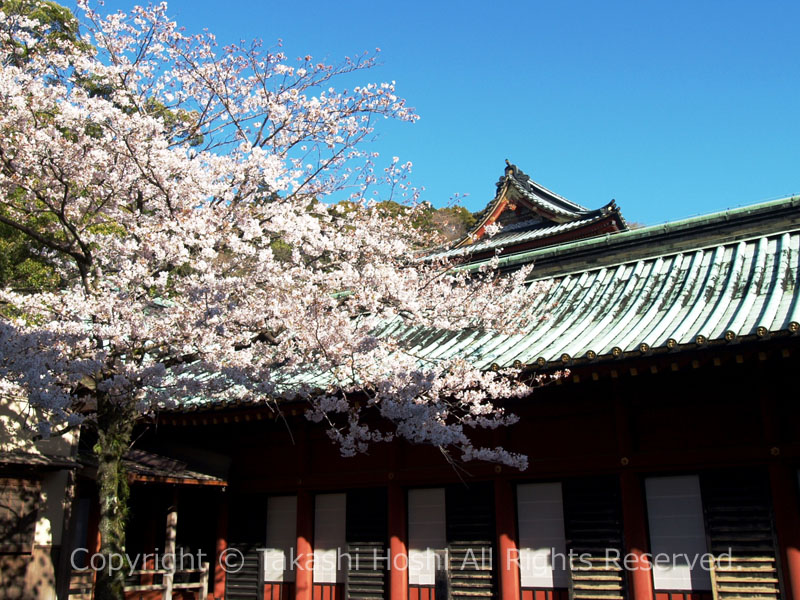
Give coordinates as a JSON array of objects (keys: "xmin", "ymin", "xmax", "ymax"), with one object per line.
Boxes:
[
  {"xmin": 601, "ymin": 200, "xmax": 618, "ymax": 214},
  {"xmin": 498, "ymin": 159, "xmax": 532, "ymax": 192}
]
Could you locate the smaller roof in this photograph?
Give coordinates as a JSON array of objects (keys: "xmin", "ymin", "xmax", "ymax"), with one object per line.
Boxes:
[
  {"xmin": 77, "ymin": 448, "xmax": 226, "ymax": 485},
  {"xmin": 493, "ymin": 160, "xmax": 591, "ymax": 215},
  {"xmin": 0, "ymin": 450, "xmax": 79, "ymax": 469},
  {"xmin": 123, "ymin": 449, "xmax": 226, "ymax": 485},
  {"xmin": 436, "ymin": 161, "xmax": 627, "ymax": 259},
  {"xmin": 432, "ymin": 213, "xmax": 613, "ymax": 260}
]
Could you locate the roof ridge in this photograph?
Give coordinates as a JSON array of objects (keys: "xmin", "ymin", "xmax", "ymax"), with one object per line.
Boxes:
[
  {"xmin": 449, "ymin": 161, "xmax": 625, "ymax": 250},
  {"xmin": 455, "ymin": 194, "xmax": 800, "ymax": 274},
  {"xmin": 501, "ymin": 159, "xmax": 588, "ymax": 212},
  {"xmin": 530, "ymin": 224, "xmax": 798, "ymax": 283}
]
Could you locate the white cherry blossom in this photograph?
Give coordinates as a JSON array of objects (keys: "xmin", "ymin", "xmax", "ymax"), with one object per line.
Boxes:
[{"xmin": 0, "ymin": 2, "xmax": 553, "ymax": 474}]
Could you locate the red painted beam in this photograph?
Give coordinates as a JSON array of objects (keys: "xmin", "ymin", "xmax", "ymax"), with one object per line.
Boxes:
[{"xmin": 495, "ymin": 478, "xmax": 521, "ymax": 600}]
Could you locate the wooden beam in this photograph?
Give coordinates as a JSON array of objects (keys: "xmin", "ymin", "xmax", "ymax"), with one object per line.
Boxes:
[{"xmin": 128, "ymin": 474, "xmax": 227, "ymax": 487}]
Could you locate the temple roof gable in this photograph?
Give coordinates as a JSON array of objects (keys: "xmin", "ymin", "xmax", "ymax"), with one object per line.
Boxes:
[{"xmin": 447, "ymin": 161, "xmax": 628, "ymax": 255}]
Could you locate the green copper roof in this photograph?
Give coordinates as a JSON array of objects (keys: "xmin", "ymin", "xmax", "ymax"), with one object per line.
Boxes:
[
  {"xmin": 394, "ymin": 208, "xmax": 800, "ymax": 370},
  {"xmin": 169, "ymin": 195, "xmax": 800, "ymax": 412},
  {"xmin": 456, "ymin": 195, "xmax": 800, "ymax": 276}
]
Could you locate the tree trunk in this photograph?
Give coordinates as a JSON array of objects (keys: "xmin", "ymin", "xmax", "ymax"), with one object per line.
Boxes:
[{"xmin": 93, "ymin": 397, "xmax": 135, "ymax": 600}]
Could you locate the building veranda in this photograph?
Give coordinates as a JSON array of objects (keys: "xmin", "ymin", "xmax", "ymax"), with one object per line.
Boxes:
[{"xmin": 2, "ymin": 163, "xmax": 800, "ymax": 600}]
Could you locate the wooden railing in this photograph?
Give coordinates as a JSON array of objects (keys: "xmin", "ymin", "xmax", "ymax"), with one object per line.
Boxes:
[{"xmin": 123, "ymin": 562, "xmax": 209, "ymax": 600}]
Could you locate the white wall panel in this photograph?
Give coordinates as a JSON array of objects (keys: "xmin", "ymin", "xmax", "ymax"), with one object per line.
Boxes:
[
  {"xmin": 408, "ymin": 488, "xmax": 446, "ymax": 586},
  {"xmin": 517, "ymin": 482, "xmax": 569, "ymax": 588},
  {"xmin": 646, "ymin": 476, "xmax": 711, "ymax": 591},
  {"xmin": 264, "ymin": 495, "xmax": 297, "ymax": 583},
  {"xmin": 313, "ymin": 493, "xmax": 346, "ymax": 584}
]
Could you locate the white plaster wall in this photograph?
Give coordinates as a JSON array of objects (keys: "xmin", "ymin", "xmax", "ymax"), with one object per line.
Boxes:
[
  {"xmin": 34, "ymin": 470, "xmax": 70, "ymax": 547},
  {"xmin": 0, "ymin": 399, "xmax": 75, "ymax": 457}
]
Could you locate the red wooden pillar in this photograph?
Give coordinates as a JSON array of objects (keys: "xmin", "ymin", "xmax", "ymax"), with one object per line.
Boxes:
[
  {"xmin": 214, "ymin": 495, "xmax": 229, "ymax": 600},
  {"xmin": 620, "ymin": 471, "xmax": 654, "ymax": 600},
  {"xmin": 770, "ymin": 464, "xmax": 800, "ymax": 600},
  {"xmin": 388, "ymin": 482, "xmax": 408, "ymax": 600},
  {"xmin": 495, "ymin": 478, "xmax": 521, "ymax": 600},
  {"xmin": 88, "ymin": 499, "xmax": 102, "ymax": 556},
  {"xmin": 296, "ymin": 489, "xmax": 314, "ymax": 600},
  {"xmin": 87, "ymin": 494, "xmax": 102, "ymax": 589}
]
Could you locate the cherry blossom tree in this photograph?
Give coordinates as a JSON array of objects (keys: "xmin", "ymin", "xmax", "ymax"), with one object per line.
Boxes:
[{"xmin": 0, "ymin": 3, "xmax": 545, "ymax": 598}]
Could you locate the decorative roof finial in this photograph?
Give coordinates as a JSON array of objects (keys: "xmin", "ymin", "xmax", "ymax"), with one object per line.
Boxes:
[
  {"xmin": 502, "ymin": 160, "xmax": 531, "ymax": 188},
  {"xmin": 499, "ymin": 159, "xmax": 525, "ymax": 190}
]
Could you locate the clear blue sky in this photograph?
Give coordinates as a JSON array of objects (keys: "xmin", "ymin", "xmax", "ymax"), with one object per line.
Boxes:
[{"xmin": 101, "ymin": 1, "xmax": 799, "ymax": 225}]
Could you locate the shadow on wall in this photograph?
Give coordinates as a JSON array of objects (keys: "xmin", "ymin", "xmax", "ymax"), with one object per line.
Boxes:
[
  {"xmin": 0, "ymin": 481, "xmax": 57, "ymax": 600},
  {"xmin": 0, "ymin": 549, "xmax": 57, "ymax": 600},
  {"xmin": 0, "ymin": 399, "xmax": 74, "ymax": 457},
  {"xmin": 0, "ymin": 395, "xmax": 78, "ymax": 600}
]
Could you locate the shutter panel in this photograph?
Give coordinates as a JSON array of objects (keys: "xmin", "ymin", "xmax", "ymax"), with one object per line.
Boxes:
[
  {"xmin": 345, "ymin": 488, "xmax": 387, "ymax": 600},
  {"xmin": 446, "ymin": 483, "xmax": 497, "ymax": 599},
  {"xmin": 563, "ymin": 477, "xmax": 626, "ymax": 600},
  {"xmin": 224, "ymin": 547, "xmax": 263, "ymax": 600},
  {"xmin": 702, "ymin": 471, "xmax": 781, "ymax": 600},
  {"xmin": 226, "ymin": 494, "xmax": 267, "ymax": 600}
]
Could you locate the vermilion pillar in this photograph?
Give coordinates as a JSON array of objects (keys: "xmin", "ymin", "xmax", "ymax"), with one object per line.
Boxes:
[
  {"xmin": 495, "ymin": 478, "xmax": 521, "ymax": 600},
  {"xmin": 770, "ymin": 464, "xmax": 800, "ymax": 600},
  {"xmin": 620, "ymin": 471, "xmax": 655, "ymax": 600},
  {"xmin": 388, "ymin": 482, "xmax": 409, "ymax": 600},
  {"xmin": 214, "ymin": 495, "xmax": 229, "ymax": 600},
  {"xmin": 88, "ymin": 500, "xmax": 102, "ymax": 556},
  {"xmin": 296, "ymin": 489, "xmax": 314, "ymax": 600}
]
